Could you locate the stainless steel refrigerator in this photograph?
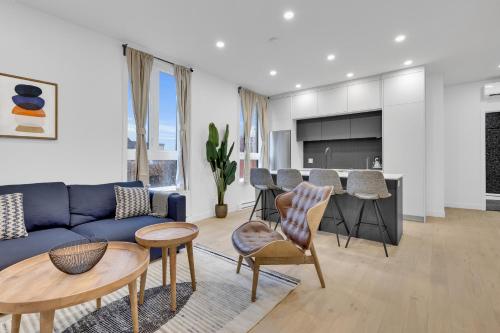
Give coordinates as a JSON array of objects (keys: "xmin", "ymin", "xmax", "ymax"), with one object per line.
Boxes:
[{"xmin": 269, "ymin": 130, "xmax": 291, "ymax": 170}]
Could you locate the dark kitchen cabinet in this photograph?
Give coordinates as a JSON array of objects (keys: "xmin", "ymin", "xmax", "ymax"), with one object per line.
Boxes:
[
  {"xmin": 350, "ymin": 111, "xmax": 382, "ymax": 138},
  {"xmin": 321, "ymin": 116, "xmax": 350, "ymax": 140},
  {"xmin": 296, "ymin": 118, "xmax": 322, "ymax": 141}
]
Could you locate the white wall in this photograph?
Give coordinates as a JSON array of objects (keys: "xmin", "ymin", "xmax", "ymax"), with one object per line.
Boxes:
[
  {"xmin": 188, "ymin": 70, "xmax": 255, "ymax": 221},
  {"xmin": 426, "ymin": 73, "xmax": 445, "ymax": 217},
  {"xmin": 0, "ymin": 1, "xmax": 255, "ymax": 221},
  {"xmin": 0, "ymin": 1, "xmax": 124, "ymax": 185},
  {"xmin": 444, "ymin": 79, "xmax": 500, "ymax": 210}
]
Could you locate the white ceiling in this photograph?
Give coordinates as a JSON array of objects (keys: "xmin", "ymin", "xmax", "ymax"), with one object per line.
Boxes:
[{"xmin": 16, "ymin": 0, "xmax": 500, "ymax": 95}]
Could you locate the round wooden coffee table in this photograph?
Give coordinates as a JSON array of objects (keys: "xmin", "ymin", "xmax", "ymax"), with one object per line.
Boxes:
[
  {"xmin": 135, "ymin": 222, "xmax": 199, "ymax": 311},
  {"xmin": 0, "ymin": 242, "xmax": 149, "ymax": 333}
]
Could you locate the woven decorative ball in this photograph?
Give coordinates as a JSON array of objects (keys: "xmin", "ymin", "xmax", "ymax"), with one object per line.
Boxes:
[{"xmin": 49, "ymin": 238, "xmax": 108, "ymax": 274}]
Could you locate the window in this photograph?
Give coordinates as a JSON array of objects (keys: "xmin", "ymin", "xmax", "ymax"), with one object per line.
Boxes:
[
  {"xmin": 239, "ymin": 106, "xmax": 260, "ymax": 180},
  {"xmin": 127, "ymin": 60, "xmax": 178, "ymax": 188}
]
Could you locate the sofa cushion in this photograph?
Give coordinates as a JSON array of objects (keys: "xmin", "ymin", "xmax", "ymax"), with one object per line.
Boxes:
[
  {"xmin": 114, "ymin": 186, "xmax": 151, "ymax": 220},
  {"xmin": 0, "ymin": 182, "xmax": 70, "ymax": 231},
  {"xmin": 67, "ymin": 181, "xmax": 143, "ymax": 226},
  {"xmin": 0, "ymin": 193, "xmax": 28, "ymax": 240},
  {"xmin": 71, "ymin": 215, "xmax": 172, "ymax": 242},
  {"xmin": 0, "ymin": 228, "xmax": 87, "ymax": 270}
]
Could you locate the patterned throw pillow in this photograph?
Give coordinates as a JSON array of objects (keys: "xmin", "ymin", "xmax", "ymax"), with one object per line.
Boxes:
[
  {"xmin": 114, "ymin": 186, "xmax": 151, "ymax": 220},
  {"xmin": 0, "ymin": 193, "xmax": 28, "ymax": 240}
]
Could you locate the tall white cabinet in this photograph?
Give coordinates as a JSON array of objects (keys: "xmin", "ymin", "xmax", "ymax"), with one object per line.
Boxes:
[{"xmin": 383, "ymin": 68, "xmax": 426, "ymax": 220}]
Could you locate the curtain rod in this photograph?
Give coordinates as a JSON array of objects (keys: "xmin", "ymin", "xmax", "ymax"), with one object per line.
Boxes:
[
  {"xmin": 122, "ymin": 44, "xmax": 193, "ymax": 72},
  {"xmin": 237, "ymin": 86, "xmax": 269, "ymax": 99}
]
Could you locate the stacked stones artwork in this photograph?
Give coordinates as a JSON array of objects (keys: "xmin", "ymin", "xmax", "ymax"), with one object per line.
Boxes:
[{"xmin": 11, "ymin": 84, "xmax": 46, "ymax": 133}]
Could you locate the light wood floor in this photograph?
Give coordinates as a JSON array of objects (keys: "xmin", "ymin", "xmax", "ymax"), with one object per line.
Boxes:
[{"xmin": 194, "ymin": 208, "xmax": 500, "ymax": 333}]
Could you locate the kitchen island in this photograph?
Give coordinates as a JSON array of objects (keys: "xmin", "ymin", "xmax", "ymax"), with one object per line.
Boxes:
[{"xmin": 260, "ymin": 169, "xmax": 403, "ymax": 245}]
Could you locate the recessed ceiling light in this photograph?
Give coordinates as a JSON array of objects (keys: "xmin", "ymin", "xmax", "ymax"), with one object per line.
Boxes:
[
  {"xmin": 498, "ymin": 64, "xmax": 500, "ymax": 69},
  {"xmin": 327, "ymin": 54, "xmax": 336, "ymax": 61},
  {"xmin": 346, "ymin": 72, "xmax": 354, "ymax": 78},
  {"xmin": 269, "ymin": 70, "xmax": 277, "ymax": 76},
  {"xmin": 394, "ymin": 34, "xmax": 406, "ymax": 43},
  {"xmin": 403, "ymin": 59, "xmax": 413, "ymax": 66},
  {"xmin": 485, "ymin": 85, "xmax": 494, "ymax": 89},
  {"xmin": 283, "ymin": 10, "xmax": 295, "ymax": 20},
  {"xmin": 295, "ymin": 83, "xmax": 302, "ymax": 88},
  {"xmin": 215, "ymin": 41, "xmax": 225, "ymax": 48}
]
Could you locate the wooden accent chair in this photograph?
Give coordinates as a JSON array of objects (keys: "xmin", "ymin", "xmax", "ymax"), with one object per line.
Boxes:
[{"xmin": 232, "ymin": 181, "xmax": 333, "ymax": 301}]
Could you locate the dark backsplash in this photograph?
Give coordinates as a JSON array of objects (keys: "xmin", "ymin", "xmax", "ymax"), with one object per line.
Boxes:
[{"xmin": 303, "ymin": 138, "xmax": 382, "ymax": 169}]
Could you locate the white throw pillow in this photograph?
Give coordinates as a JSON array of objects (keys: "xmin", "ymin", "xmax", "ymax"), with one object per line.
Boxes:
[
  {"xmin": 114, "ymin": 186, "xmax": 151, "ymax": 220},
  {"xmin": 0, "ymin": 193, "xmax": 28, "ymax": 240}
]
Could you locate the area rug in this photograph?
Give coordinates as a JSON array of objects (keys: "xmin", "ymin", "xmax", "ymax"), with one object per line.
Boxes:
[{"xmin": 0, "ymin": 245, "xmax": 299, "ymax": 333}]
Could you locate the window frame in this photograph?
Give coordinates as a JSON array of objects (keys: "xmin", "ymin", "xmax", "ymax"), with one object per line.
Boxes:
[{"xmin": 126, "ymin": 60, "xmax": 178, "ymax": 188}]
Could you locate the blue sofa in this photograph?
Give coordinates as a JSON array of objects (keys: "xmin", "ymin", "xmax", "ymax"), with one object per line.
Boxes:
[{"xmin": 0, "ymin": 181, "xmax": 185, "ymax": 270}]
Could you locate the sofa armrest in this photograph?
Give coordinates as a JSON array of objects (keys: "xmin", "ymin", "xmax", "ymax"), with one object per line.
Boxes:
[{"xmin": 167, "ymin": 193, "xmax": 186, "ymax": 221}]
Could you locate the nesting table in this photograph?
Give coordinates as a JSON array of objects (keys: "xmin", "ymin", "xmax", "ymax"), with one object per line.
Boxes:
[
  {"xmin": 135, "ymin": 222, "xmax": 199, "ymax": 311},
  {"xmin": 0, "ymin": 242, "xmax": 149, "ymax": 333}
]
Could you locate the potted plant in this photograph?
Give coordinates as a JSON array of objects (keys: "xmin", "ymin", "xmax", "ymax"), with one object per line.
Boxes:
[{"xmin": 206, "ymin": 123, "xmax": 237, "ymax": 218}]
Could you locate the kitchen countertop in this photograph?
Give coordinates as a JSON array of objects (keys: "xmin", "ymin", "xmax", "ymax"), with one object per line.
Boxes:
[{"xmin": 270, "ymin": 169, "xmax": 403, "ymax": 180}]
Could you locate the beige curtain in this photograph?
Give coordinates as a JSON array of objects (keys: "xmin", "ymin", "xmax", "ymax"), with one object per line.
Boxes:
[
  {"xmin": 126, "ymin": 47, "xmax": 154, "ymax": 185},
  {"xmin": 256, "ymin": 95, "xmax": 269, "ymax": 168},
  {"xmin": 239, "ymin": 88, "xmax": 268, "ymax": 182},
  {"xmin": 175, "ymin": 65, "xmax": 191, "ymax": 191},
  {"xmin": 239, "ymin": 88, "xmax": 255, "ymax": 183}
]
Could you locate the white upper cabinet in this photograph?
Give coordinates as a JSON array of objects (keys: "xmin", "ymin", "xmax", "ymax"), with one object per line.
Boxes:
[
  {"xmin": 291, "ymin": 91, "xmax": 317, "ymax": 119},
  {"xmin": 383, "ymin": 70, "xmax": 425, "ymax": 106},
  {"xmin": 269, "ymin": 97, "xmax": 292, "ymax": 131},
  {"xmin": 347, "ymin": 80, "xmax": 381, "ymax": 113},
  {"xmin": 317, "ymin": 86, "xmax": 348, "ymax": 116}
]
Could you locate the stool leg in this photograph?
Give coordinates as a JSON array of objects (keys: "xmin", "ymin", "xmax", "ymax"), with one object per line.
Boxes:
[
  {"xmin": 332, "ymin": 204, "xmax": 341, "ymax": 247},
  {"xmin": 270, "ymin": 190, "xmax": 281, "ymax": 230},
  {"xmin": 249, "ymin": 191, "xmax": 262, "ymax": 221},
  {"xmin": 345, "ymin": 200, "xmax": 365, "ymax": 248},
  {"xmin": 375, "ymin": 201, "xmax": 394, "ymax": 244},
  {"xmin": 333, "ymin": 196, "xmax": 350, "ymax": 234},
  {"xmin": 372, "ymin": 200, "xmax": 389, "ymax": 257},
  {"xmin": 355, "ymin": 201, "xmax": 365, "ymax": 238},
  {"xmin": 236, "ymin": 255, "xmax": 243, "ymax": 273}
]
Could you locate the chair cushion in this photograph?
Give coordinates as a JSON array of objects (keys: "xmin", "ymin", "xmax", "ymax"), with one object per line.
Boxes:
[
  {"xmin": 0, "ymin": 182, "xmax": 70, "ymax": 232},
  {"xmin": 281, "ymin": 182, "xmax": 332, "ymax": 249},
  {"xmin": 71, "ymin": 215, "xmax": 173, "ymax": 242},
  {"xmin": 67, "ymin": 181, "xmax": 143, "ymax": 226},
  {"xmin": 0, "ymin": 228, "xmax": 87, "ymax": 270},
  {"xmin": 232, "ymin": 221, "xmax": 284, "ymax": 256}
]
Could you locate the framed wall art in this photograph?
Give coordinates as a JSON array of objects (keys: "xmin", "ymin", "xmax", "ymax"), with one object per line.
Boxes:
[{"xmin": 0, "ymin": 72, "xmax": 58, "ymax": 140}]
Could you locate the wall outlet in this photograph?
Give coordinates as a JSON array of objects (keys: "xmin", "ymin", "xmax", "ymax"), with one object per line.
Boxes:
[{"xmin": 308, "ymin": 158, "xmax": 314, "ymax": 164}]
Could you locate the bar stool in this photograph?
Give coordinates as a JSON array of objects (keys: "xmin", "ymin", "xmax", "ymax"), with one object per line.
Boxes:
[
  {"xmin": 275, "ymin": 169, "xmax": 303, "ymax": 230},
  {"xmin": 344, "ymin": 170, "xmax": 393, "ymax": 257},
  {"xmin": 309, "ymin": 169, "xmax": 350, "ymax": 247},
  {"xmin": 249, "ymin": 168, "xmax": 280, "ymax": 224},
  {"xmin": 276, "ymin": 169, "xmax": 303, "ymax": 192}
]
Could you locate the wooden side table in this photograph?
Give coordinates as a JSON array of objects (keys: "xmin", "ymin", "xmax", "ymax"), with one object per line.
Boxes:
[
  {"xmin": 0, "ymin": 242, "xmax": 149, "ymax": 333},
  {"xmin": 135, "ymin": 222, "xmax": 199, "ymax": 311}
]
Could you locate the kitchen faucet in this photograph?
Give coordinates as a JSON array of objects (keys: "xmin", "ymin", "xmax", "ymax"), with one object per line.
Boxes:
[{"xmin": 324, "ymin": 146, "xmax": 330, "ymax": 169}]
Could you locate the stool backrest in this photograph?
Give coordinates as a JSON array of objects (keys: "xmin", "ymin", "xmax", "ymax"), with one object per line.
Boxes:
[
  {"xmin": 250, "ymin": 168, "xmax": 275, "ymax": 187},
  {"xmin": 277, "ymin": 182, "xmax": 333, "ymax": 250},
  {"xmin": 346, "ymin": 170, "xmax": 390, "ymax": 198},
  {"xmin": 308, "ymin": 169, "xmax": 344, "ymax": 194},
  {"xmin": 277, "ymin": 169, "xmax": 303, "ymax": 190}
]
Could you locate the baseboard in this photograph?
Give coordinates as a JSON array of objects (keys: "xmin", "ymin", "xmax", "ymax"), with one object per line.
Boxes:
[
  {"xmin": 445, "ymin": 202, "xmax": 485, "ymax": 210},
  {"xmin": 426, "ymin": 210, "xmax": 446, "ymax": 218},
  {"xmin": 404, "ymin": 215, "xmax": 425, "ymax": 222}
]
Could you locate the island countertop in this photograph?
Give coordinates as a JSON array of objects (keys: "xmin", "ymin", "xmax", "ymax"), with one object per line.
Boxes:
[{"xmin": 270, "ymin": 169, "xmax": 403, "ymax": 181}]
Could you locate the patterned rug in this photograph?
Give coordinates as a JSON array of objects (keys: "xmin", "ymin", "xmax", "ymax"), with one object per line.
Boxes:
[{"xmin": 0, "ymin": 245, "xmax": 299, "ymax": 333}]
